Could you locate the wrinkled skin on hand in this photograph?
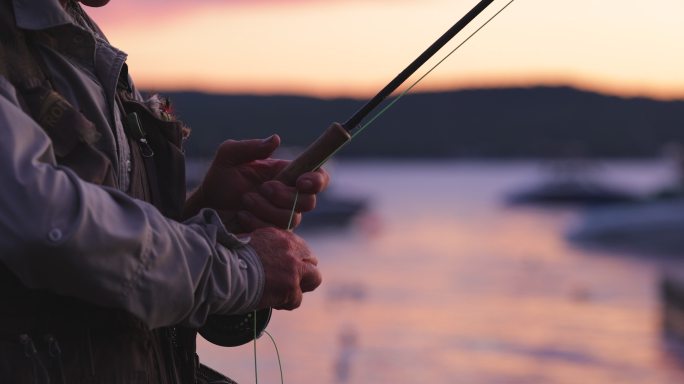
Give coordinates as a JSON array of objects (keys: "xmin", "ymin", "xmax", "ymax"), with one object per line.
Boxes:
[
  {"xmin": 183, "ymin": 135, "xmax": 330, "ymax": 233},
  {"xmin": 249, "ymin": 227, "xmax": 321, "ymax": 310}
]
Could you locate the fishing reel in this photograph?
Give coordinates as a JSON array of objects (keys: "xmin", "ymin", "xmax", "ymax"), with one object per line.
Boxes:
[{"xmin": 199, "ymin": 308, "xmax": 272, "ymax": 347}]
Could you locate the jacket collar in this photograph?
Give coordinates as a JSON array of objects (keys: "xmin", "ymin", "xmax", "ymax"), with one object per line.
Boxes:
[{"xmin": 12, "ymin": 0, "xmax": 73, "ymax": 30}]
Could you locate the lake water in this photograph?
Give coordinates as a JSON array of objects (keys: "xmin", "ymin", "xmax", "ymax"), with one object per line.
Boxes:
[{"xmin": 197, "ymin": 160, "xmax": 684, "ymax": 384}]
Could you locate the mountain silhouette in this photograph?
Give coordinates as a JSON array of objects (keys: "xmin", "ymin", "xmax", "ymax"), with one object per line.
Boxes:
[{"xmin": 158, "ymin": 86, "xmax": 684, "ymax": 159}]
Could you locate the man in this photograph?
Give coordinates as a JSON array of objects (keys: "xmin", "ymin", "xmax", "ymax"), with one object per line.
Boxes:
[{"xmin": 0, "ymin": 0, "xmax": 329, "ymax": 382}]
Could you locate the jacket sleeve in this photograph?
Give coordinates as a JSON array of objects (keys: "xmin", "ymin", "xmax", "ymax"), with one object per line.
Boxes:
[{"xmin": 0, "ymin": 76, "xmax": 264, "ymax": 329}]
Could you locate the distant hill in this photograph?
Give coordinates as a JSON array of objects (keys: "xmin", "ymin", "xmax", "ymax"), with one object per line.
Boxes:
[{"xmin": 156, "ymin": 87, "xmax": 684, "ymax": 159}]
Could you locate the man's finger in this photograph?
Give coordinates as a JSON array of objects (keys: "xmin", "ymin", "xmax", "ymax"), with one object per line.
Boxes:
[
  {"xmin": 242, "ymin": 192, "xmax": 303, "ymax": 228},
  {"xmin": 300, "ymin": 262, "xmax": 322, "ymax": 293},
  {"xmin": 296, "ymin": 168, "xmax": 330, "ymax": 194},
  {"xmin": 237, "ymin": 211, "xmax": 272, "ymax": 231},
  {"xmin": 273, "ymin": 290, "xmax": 303, "ymax": 311},
  {"xmin": 259, "ymin": 181, "xmax": 317, "ymax": 212},
  {"xmin": 215, "ymin": 135, "xmax": 281, "ymax": 166}
]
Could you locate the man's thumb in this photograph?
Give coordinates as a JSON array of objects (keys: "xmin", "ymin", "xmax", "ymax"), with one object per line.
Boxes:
[{"xmin": 216, "ymin": 135, "xmax": 281, "ymax": 165}]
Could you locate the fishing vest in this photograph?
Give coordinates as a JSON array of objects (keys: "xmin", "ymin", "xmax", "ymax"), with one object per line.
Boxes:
[{"xmin": 0, "ymin": 3, "xmax": 224, "ymax": 383}]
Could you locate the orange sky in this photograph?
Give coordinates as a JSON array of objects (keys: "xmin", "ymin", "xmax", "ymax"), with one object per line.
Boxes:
[{"xmin": 86, "ymin": 0, "xmax": 684, "ymax": 100}]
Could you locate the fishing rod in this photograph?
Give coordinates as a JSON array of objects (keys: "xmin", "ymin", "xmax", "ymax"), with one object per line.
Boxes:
[
  {"xmin": 275, "ymin": 0, "xmax": 496, "ymax": 184},
  {"xmin": 201, "ymin": 0, "xmax": 509, "ymax": 348}
]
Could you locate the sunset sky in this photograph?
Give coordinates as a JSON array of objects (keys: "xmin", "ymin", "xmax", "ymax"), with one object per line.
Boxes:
[{"xmin": 86, "ymin": 0, "xmax": 684, "ymax": 100}]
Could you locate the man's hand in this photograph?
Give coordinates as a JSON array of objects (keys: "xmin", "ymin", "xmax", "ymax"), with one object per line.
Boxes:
[
  {"xmin": 249, "ymin": 227, "xmax": 322, "ymax": 310},
  {"xmin": 184, "ymin": 135, "xmax": 330, "ymax": 232}
]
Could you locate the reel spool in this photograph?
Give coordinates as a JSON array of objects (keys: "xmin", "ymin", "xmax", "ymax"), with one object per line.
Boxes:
[{"xmin": 199, "ymin": 308, "xmax": 272, "ymax": 347}]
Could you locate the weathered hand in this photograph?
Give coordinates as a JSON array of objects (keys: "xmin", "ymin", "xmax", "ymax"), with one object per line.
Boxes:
[
  {"xmin": 183, "ymin": 135, "xmax": 330, "ymax": 232},
  {"xmin": 249, "ymin": 227, "xmax": 322, "ymax": 310}
]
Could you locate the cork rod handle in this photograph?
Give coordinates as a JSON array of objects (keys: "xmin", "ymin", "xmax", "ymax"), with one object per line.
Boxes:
[{"xmin": 275, "ymin": 122, "xmax": 351, "ymax": 185}]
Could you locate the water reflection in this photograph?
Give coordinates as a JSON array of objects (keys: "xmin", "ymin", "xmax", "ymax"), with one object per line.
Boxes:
[
  {"xmin": 333, "ymin": 324, "xmax": 359, "ymax": 383},
  {"xmin": 198, "ymin": 161, "xmax": 684, "ymax": 384}
]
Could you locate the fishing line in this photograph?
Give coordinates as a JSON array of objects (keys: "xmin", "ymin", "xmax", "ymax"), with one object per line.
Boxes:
[
  {"xmin": 287, "ymin": 191, "xmax": 300, "ymax": 232},
  {"xmin": 253, "ymin": 311, "xmax": 258, "ymax": 383},
  {"xmin": 252, "ymin": 310, "xmax": 285, "ymax": 384},
  {"xmin": 251, "ymin": 184, "xmax": 297, "ymax": 384},
  {"xmin": 264, "ymin": 331, "xmax": 285, "ymax": 383},
  {"xmin": 250, "ymin": 187, "xmax": 295, "ymax": 380}
]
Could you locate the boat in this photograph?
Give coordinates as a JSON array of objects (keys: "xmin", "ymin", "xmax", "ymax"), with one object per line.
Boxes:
[
  {"xmin": 567, "ymin": 198, "xmax": 684, "ymax": 257},
  {"xmin": 507, "ymin": 179, "xmax": 638, "ymax": 206},
  {"xmin": 505, "ymin": 160, "xmax": 639, "ymax": 207},
  {"xmin": 298, "ymin": 192, "xmax": 368, "ymax": 230}
]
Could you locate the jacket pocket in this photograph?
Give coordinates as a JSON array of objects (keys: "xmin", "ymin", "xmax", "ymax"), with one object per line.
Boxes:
[
  {"xmin": 22, "ymin": 84, "xmax": 116, "ymax": 187},
  {"xmin": 122, "ymin": 99, "xmax": 187, "ymax": 220}
]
